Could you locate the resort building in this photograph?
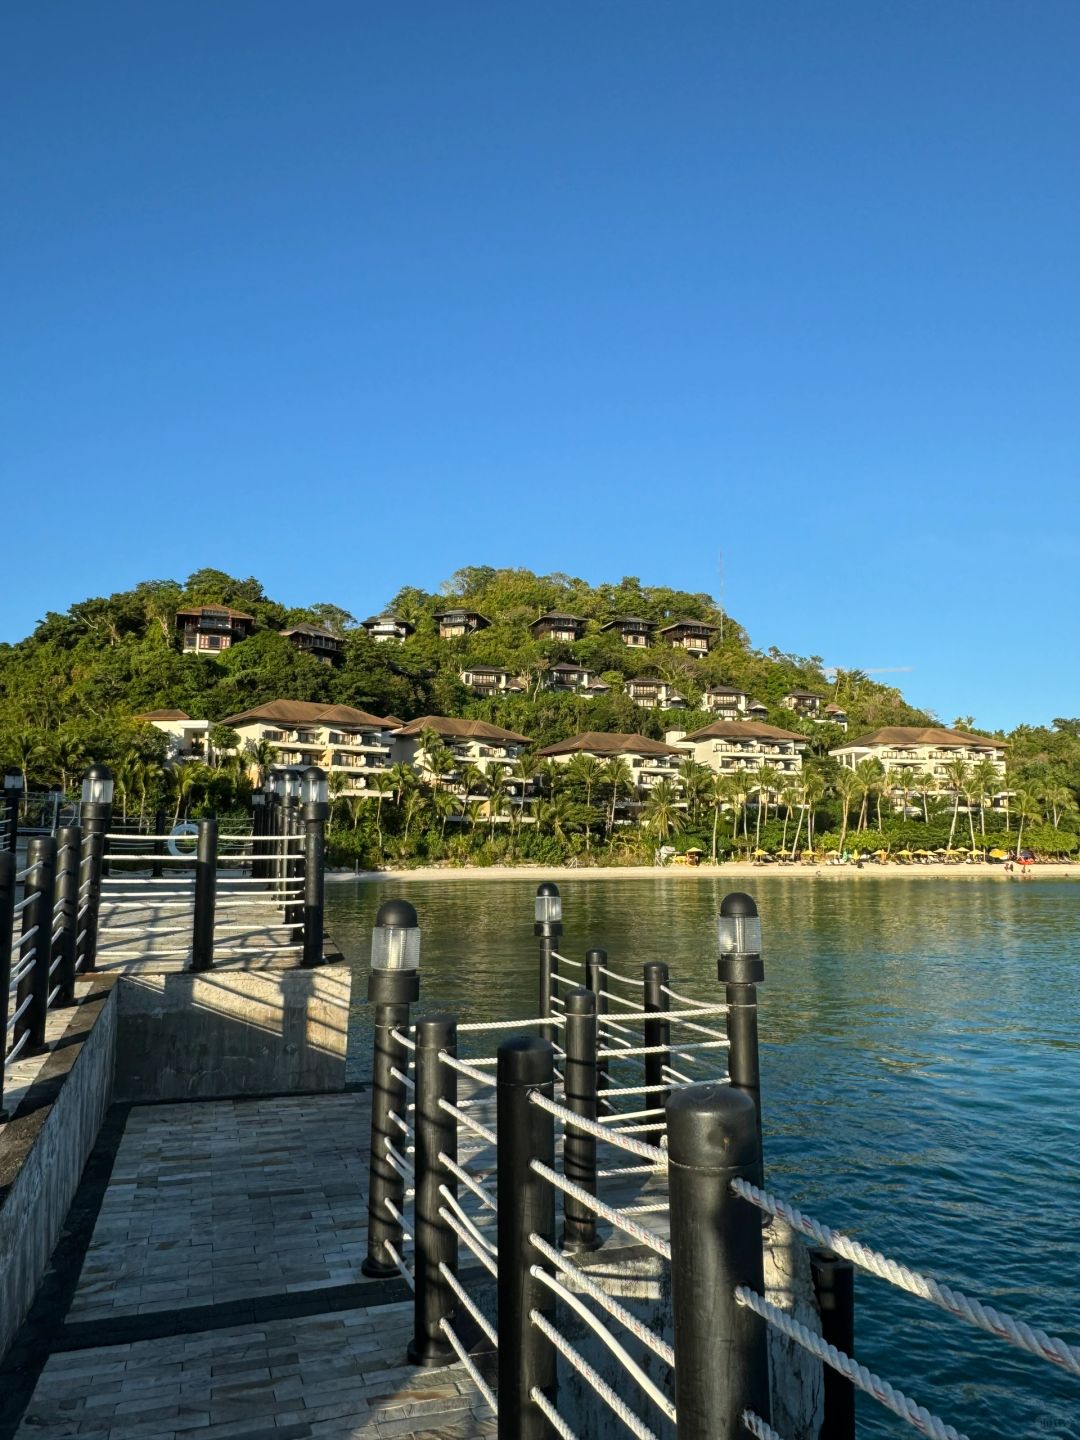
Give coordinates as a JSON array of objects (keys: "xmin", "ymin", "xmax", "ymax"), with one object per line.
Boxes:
[
  {"xmin": 536, "ymin": 732, "xmax": 684, "ymax": 799},
  {"xmin": 393, "ymin": 716, "xmax": 532, "ymax": 783},
  {"xmin": 280, "ymin": 623, "xmax": 344, "ymax": 666},
  {"xmin": 746, "ymin": 699, "xmax": 769, "ymax": 720},
  {"xmin": 625, "ymin": 677, "xmax": 687, "ymax": 710},
  {"xmin": 547, "ymin": 662, "xmax": 606, "ymax": 694},
  {"xmin": 822, "ymin": 703, "xmax": 849, "ymax": 730},
  {"xmin": 781, "ymin": 689, "xmax": 823, "ymax": 717},
  {"xmin": 460, "ymin": 666, "xmax": 520, "ymax": 697},
  {"xmin": 529, "ymin": 612, "xmax": 585, "ymax": 643},
  {"xmin": 702, "ymin": 685, "xmax": 749, "ymax": 718},
  {"xmin": 175, "ymin": 606, "xmax": 255, "ymax": 655},
  {"xmin": 436, "ymin": 609, "xmax": 490, "ymax": 640},
  {"xmin": 361, "ymin": 613, "xmax": 415, "ymax": 643},
  {"xmin": 600, "ymin": 616, "xmax": 656, "ymax": 649},
  {"xmin": 135, "ymin": 710, "xmax": 210, "ymax": 761},
  {"xmin": 658, "ymin": 620, "xmax": 715, "ymax": 657},
  {"xmin": 829, "ymin": 727, "xmax": 1007, "ymax": 783},
  {"xmin": 673, "ymin": 720, "xmax": 808, "ymax": 781},
  {"xmin": 223, "ymin": 701, "xmax": 399, "ymax": 794}
]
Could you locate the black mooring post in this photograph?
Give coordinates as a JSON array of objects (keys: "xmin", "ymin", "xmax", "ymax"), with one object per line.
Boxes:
[
  {"xmin": 152, "ymin": 810, "xmax": 165, "ymax": 879},
  {"xmin": 643, "ymin": 960, "xmax": 670, "ymax": 1146},
  {"xmin": 302, "ymin": 805, "xmax": 326, "ymax": 968},
  {"xmin": 286, "ymin": 800, "xmax": 304, "ymax": 935},
  {"xmin": 497, "ymin": 1035, "xmax": 557, "ymax": 1440},
  {"xmin": 561, "ymin": 987, "xmax": 599, "ymax": 1253},
  {"xmin": 16, "ymin": 835, "xmax": 57, "ymax": 1053},
  {"xmin": 585, "ymin": 947, "xmax": 610, "ymax": 1107},
  {"xmin": 250, "ymin": 796, "xmax": 265, "ymax": 883},
  {"xmin": 53, "ymin": 825, "xmax": 82, "ymax": 1004},
  {"xmin": 410, "ymin": 1014, "xmax": 459, "ymax": 1366},
  {"xmin": 0, "ymin": 852, "xmax": 16, "ymax": 1114},
  {"xmin": 191, "ymin": 817, "xmax": 218, "ymax": 972},
  {"xmin": 2, "ymin": 780, "xmax": 18, "ymax": 856},
  {"xmin": 811, "ymin": 1250, "xmax": 856, "ymax": 1440},
  {"xmin": 78, "ymin": 781, "xmax": 112, "ymax": 974},
  {"xmin": 668, "ymin": 1082, "xmax": 770, "ymax": 1440},
  {"xmin": 719, "ymin": 892, "xmax": 764, "ymax": 1182},
  {"xmin": 534, "ymin": 882, "xmax": 562, "ymax": 1043},
  {"xmin": 364, "ymin": 900, "xmax": 421, "ymax": 1277}
]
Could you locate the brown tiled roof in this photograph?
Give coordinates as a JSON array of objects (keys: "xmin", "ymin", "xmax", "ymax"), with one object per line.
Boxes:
[
  {"xmin": 281, "ymin": 624, "xmax": 342, "ymax": 641},
  {"xmin": 135, "ymin": 709, "xmax": 191, "ymax": 721},
  {"xmin": 600, "ymin": 616, "xmax": 655, "ymax": 630},
  {"xmin": 175, "ymin": 606, "xmax": 255, "ymax": 622},
  {"xmin": 784, "ymin": 688, "xmax": 821, "ymax": 699},
  {"xmin": 681, "ymin": 720, "xmax": 808, "ymax": 744},
  {"xmin": 395, "ymin": 715, "xmax": 532, "ymax": 744},
  {"xmin": 362, "ymin": 613, "xmax": 414, "ymax": 630},
  {"xmin": 222, "ymin": 701, "xmax": 393, "ymax": 728},
  {"xmin": 706, "ymin": 684, "xmax": 748, "ymax": 696},
  {"xmin": 538, "ymin": 732, "xmax": 682, "ymax": 758},
  {"xmin": 658, "ymin": 619, "xmax": 716, "ymax": 634},
  {"xmin": 836, "ymin": 726, "xmax": 1006, "ymax": 751},
  {"xmin": 531, "ymin": 612, "xmax": 583, "ymax": 625}
]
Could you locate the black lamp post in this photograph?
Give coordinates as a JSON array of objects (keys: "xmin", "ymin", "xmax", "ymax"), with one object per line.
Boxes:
[
  {"xmin": 78, "ymin": 764, "xmax": 114, "ymax": 973},
  {"xmin": 534, "ymin": 881, "xmax": 562, "ymax": 1039},
  {"xmin": 363, "ymin": 898, "xmax": 421, "ymax": 1277},
  {"xmin": 718, "ymin": 891, "xmax": 764, "ymax": 1172},
  {"xmin": 3, "ymin": 769, "xmax": 22, "ymax": 855},
  {"xmin": 300, "ymin": 765, "xmax": 328, "ymax": 967}
]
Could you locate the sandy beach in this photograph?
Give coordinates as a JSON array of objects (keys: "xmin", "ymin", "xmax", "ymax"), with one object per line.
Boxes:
[{"xmin": 332, "ymin": 861, "xmax": 1080, "ymax": 883}]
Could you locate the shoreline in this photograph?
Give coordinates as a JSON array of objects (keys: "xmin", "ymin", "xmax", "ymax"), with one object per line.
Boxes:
[{"xmin": 330, "ymin": 861, "xmax": 1080, "ymax": 883}]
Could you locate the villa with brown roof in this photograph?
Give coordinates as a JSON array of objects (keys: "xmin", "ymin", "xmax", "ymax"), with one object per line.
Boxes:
[
  {"xmin": 393, "ymin": 716, "xmax": 532, "ymax": 786},
  {"xmin": 223, "ymin": 701, "xmax": 399, "ymax": 794},
  {"xmin": 781, "ymin": 688, "xmax": 823, "ymax": 717},
  {"xmin": 658, "ymin": 619, "xmax": 715, "ymax": 657},
  {"xmin": 529, "ymin": 612, "xmax": 585, "ymax": 643},
  {"xmin": 625, "ymin": 677, "xmax": 686, "ymax": 710},
  {"xmin": 280, "ymin": 623, "xmax": 344, "ymax": 666},
  {"xmin": 436, "ymin": 609, "xmax": 490, "ymax": 640},
  {"xmin": 702, "ymin": 684, "xmax": 749, "ymax": 718},
  {"xmin": 830, "ymin": 727, "xmax": 1006, "ymax": 782},
  {"xmin": 135, "ymin": 710, "xmax": 211, "ymax": 760},
  {"xmin": 674, "ymin": 719, "xmax": 808, "ymax": 780},
  {"xmin": 460, "ymin": 665, "xmax": 521, "ymax": 697},
  {"xmin": 600, "ymin": 616, "xmax": 655, "ymax": 648},
  {"xmin": 175, "ymin": 606, "xmax": 255, "ymax": 655},
  {"xmin": 537, "ymin": 732, "xmax": 683, "ymax": 800},
  {"xmin": 361, "ymin": 613, "xmax": 415, "ymax": 642}
]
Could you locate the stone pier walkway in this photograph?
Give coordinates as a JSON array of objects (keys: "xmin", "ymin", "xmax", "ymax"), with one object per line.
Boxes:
[{"xmin": 1, "ymin": 1092, "xmax": 497, "ymax": 1440}]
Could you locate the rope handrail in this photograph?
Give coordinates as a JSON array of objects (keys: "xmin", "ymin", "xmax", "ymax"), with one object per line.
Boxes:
[
  {"xmin": 599, "ymin": 988, "xmax": 646, "ymax": 1010},
  {"xmin": 458, "ymin": 1015, "xmax": 564, "ymax": 1032},
  {"xmin": 529, "ymin": 1310, "xmax": 660, "ymax": 1440},
  {"xmin": 597, "ymin": 1106, "xmax": 666, "ymax": 1123},
  {"xmin": 13, "ymin": 896, "xmax": 39, "ymax": 918},
  {"xmin": 389, "ymin": 1065, "xmax": 415, "ymax": 1091},
  {"xmin": 661, "ymin": 983, "xmax": 715, "ymax": 1007},
  {"xmin": 383, "ymin": 1196, "xmax": 413, "ymax": 1239},
  {"xmin": 7, "ymin": 993, "xmax": 34, "ymax": 1030},
  {"xmin": 439, "ymin": 1207, "xmax": 499, "ymax": 1279},
  {"xmin": 742, "ymin": 1411, "xmax": 788, "ymax": 1440},
  {"xmin": 597, "ymin": 965, "xmax": 643, "ymax": 988},
  {"xmin": 5, "ymin": 1028, "xmax": 31, "ymax": 1064},
  {"xmin": 390, "ymin": 1029, "xmax": 416, "ymax": 1050},
  {"xmin": 438, "ymin": 1151, "xmax": 497, "ymax": 1211},
  {"xmin": 441, "ymin": 1319, "xmax": 498, "ymax": 1411},
  {"xmin": 528, "ymin": 1091, "xmax": 667, "ymax": 1165},
  {"xmin": 735, "ymin": 1287, "xmax": 969, "ymax": 1440},
  {"xmin": 440, "ymin": 1099, "xmax": 498, "ymax": 1147},
  {"xmin": 388, "ymin": 1109, "xmax": 412, "ymax": 1137},
  {"xmin": 550, "ymin": 950, "xmax": 583, "ymax": 968},
  {"xmin": 529, "ymin": 1232, "xmax": 674, "ymax": 1366},
  {"xmin": 731, "ymin": 1179, "xmax": 1080, "ymax": 1380},
  {"xmin": 383, "ymin": 1239, "xmax": 414, "ymax": 1292},
  {"xmin": 439, "ymin": 1262, "xmax": 498, "ymax": 1348},
  {"xmin": 383, "ymin": 1138, "xmax": 415, "ymax": 1179},
  {"xmin": 531, "ymin": 1386, "xmax": 577, "ymax": 1440},
  {"xmin": 15, "ymin": 866, "xmax": 33, "ymax": 882},
  {"xmin": 438, "ymin": 1052, "xmax": 497, "ymax": 1087},
  {"xmin": 597, "ymin": 1004, "xmax": 729, "ymax": 1025},
  {"xmin": 530, "ymin": 1160, "xmax": 671, "ymax": 1260},
  {"xmin": 599, "ymin": 1080, "xmax": 688, "ymax": 1098},
  {"xmin": 662, "ymin": 1063, "xmax": 697, "ymax": 1085},
  {"xmin": 530, "ymin": 1264, "xmax": 677, "ymax": 1421},
  {"xmin": 597, "ymin": 1039, "xmax": 729, "ymax": 1059}
]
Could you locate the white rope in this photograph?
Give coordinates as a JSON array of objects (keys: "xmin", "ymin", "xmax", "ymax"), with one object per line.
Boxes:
[
  {"xmin": 597, "ymin": 966, "xmax": 643, "ymax": 988},
  {"xmin": 550, "ymin": 951, "xmax": 583, "ymax": 968},
  {"xmin": 440, "ymin": 1099, "xmax": 498, "ymax": 1146},
  {"xmin": 597, "ymin": 1163, "xmax": 661, "ymax": 1178},
  {"xmin": 599, "ymin": 1081, "xmax": 686, "ymax": 1098},
  {"xmin": 441, "ymin": 1320, "xmax": 498, "ymax": 1412},
  {"xmin": 439, "ymin": 1052, "xmax": 496, "ymax": 1087},
  {"xmin": 599, "ymin": 988, "xmax": 644, "ymax": 1010},
  {"xmin": 383, "ymin": 1240, "xmax": 414, "ymax": 1291},
  {"xmin": 732, "ymin": 1179, "xmax": 1080, "ymax": 1380},
  {"xmin": 7, "ymin": 993, "xmax": 33, "ymax": 1028},
  {"xmin": 735, "ymin": 1288, "xmax": 969, "ymax": 1440},
  {"xmin": 439, "ymin": 1262, "xmax": 499, "ymax": 1348},
  {"xmin": 48, "ymin": 984, "xmax": 61, "ymax": 1005},
  {"xmin": 383, "ymin": 1197, "xmax": 413, "ymax": 1240},
  {"xmin": 383, "ymin": 1138, "xmax": 415, "ymax": 1179},
  {"xmin": 438, "ymin": 1185, "xmax": 498, "ymax": 1257},
  {"xmin": 531, "ymin": 1386, "xmax": 578, "ymax": 1440},
  {"xmin": 661, "ymin": 983, "xmax": 715, "ymax": 1006},
  {"xmin": 389, "ymin": 1065, "xmax": 415, "ymax": 1090},
  {"xmin": 530, "ymin": 1160, "xmax": 671, "ymax": 1260},
  {"xmin": 662, "ymin": 1063, "xmax": 697, "ymax": 1085},
  {"xmin": 439, "ymin": 1207, "xmax": 499, "ymax": 1278},
  {"xmin": 530, "ymin": 1233, "xmax": 674, "ymax": 1366},
  {"xmin": 529, "ymin": 1310, "xmax": 660, "ymax": 1440},
  {"xmin": 5, "ymin": 1028, "xmax": 31, "ymax": 1063},
  {"xmin": 530, "ymin": 1265, "xmax": 676, "ymax": 1420},
  {"xmin": 597, "ymin": 1106, "xmax": 666, "ymax": 1123},
  {"xmin": 439, "ymin": 1152, "xmax": 498, "ymax": 1211},
  {"xmin": 457, "ymin": 1015, "xmax": 564, "ymax": 1032},
  {"xmin": 390, "ymin": 1028, "xmax": 416, "ymax": 1050},
  {"xmin": 529, "ymin": 1090, "xmax": 667, "ymax": 1165},
  {"xmin": 742, "ymin": 1411, "xmax": 788, "ymax": 1440},
  {"xmin": 388, "ymin": 1109, "xmax": 412, "ymax": 1137}
]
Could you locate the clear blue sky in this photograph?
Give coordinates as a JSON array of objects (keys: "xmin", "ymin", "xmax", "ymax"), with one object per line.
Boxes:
[{"xmin": 3, "ymin": 3, "xmax": 1078, "ymax": 732}]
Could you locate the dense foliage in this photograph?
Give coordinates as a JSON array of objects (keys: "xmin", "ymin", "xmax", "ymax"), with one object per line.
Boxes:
[{"xmin": 1, "ymin": 567, "xmax": 1077, "ymax": 865}]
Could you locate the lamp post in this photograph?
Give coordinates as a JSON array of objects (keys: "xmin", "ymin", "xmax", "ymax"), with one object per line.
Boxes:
[
  {"xmin": 718, "ymin": 891, "xmax": 764, "ymax": 1175},
  {"xmin": 300, "ymin": 765, "xmax": 328, "ymax": 968},
  {"xmin": 251, "ymin": 788, "xmax": 266, "ymax": 883},
  {"xmin": 3, "ymin": 768, "xmax": 23, "ymax": 855},
  {"xmin": 285, "ymin": 770, "xmax": 304, "ymax": 930},
  {"xmin": 534, "ymin": 881, "xmax": 562, "ymax": 1041},
  {"xmin": 363, "ymin": 899, "xmax": 421, "ymax": 1277},
  {"xmin": 78, "ymin": 764, "xmax": 114, "ymax": 974}
]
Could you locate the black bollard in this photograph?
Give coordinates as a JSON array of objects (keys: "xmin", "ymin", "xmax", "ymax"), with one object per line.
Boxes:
[
  {"xmin": 78, "ymin": 765, "xmax": 113, "ymax": 974},
  {"xmin": 811, "ymin": 1250, "xmax": 856, "ymax": 1440},
  {"xmin": 718, "ymin": 892, "xmax": 764, "ymax": 1180},
  {"xmin": 191, "ymin": 817, "xmax": 218, "ymax": 972},
  {"xmin": 301, "ymin": 766, "xmax": 328, "ymax": 968},
  {"xmin": 0, "ymin": 852, "xmax": 16, "ymax": 1114},
  {"xmin": 16, "ymin": 836, "xmax": 57, "ymax": 1053},
  {"xmin": 53, "ymin": 826, "xmax": 82, "ymax": 1004},
  {"xmin": 534, "ymin": 882, "xmax": 562, "ymax": 1042},
  {"xmin": 643, "ymin": 960, "xmax": 670, "ymax": 1146},
  {"xmin": 152, "ymin": 809, "xmax": 166, "ymax": 879},
  {"xmin": 364, "ymin": 900, "xmax": 421, "ymax": 1277},
  {"xmin": 497, "ymin": 1035, "xmax": 557, "ymax": 1440},
  {"xmin": 409, "ymin": 1014, "xmax": 459, "ymax": 1366},
  {"xmin": 585, "ymin": 947, "xmax": 610, "ymax": 1106},
  {"xmin": 561, "ymin": 987, "xmax": 599, "ymax": 1253},
  {"xmin": 668, "ymin": 1082, "xmax": 771, "ymax": 1440}
]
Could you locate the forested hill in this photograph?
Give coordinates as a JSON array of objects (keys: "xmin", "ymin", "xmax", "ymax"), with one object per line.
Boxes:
[{"xmin": 0, "ymin": 563, "xmax": 994, "ymax": 784}]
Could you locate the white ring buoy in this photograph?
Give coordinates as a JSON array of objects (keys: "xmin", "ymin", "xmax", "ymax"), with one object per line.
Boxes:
[{"xmin": 167, "ymin": 821, "xmax": 200, "ymax": 858}]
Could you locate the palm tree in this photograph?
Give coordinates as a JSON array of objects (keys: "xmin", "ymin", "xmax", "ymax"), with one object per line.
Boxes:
[
  {"xmin": 969, "ymin": 758, "xmax": 1000, "ymax": 836},
  {"xmin": 510, "ymin": 753, "xmax": 538, "ymax": 833},
  {"xmin": 832, "ymin": 768, "xmax": 859, "ymax": 855},
  {"xmin": 941, "ymin": 759, "xmax": 970, "ymax": 850},
  {"xmin": 431, "ymin": 787, "xmax": 457, "ymax": 841},
  {"xmin": 642, "ymin": 779, "xmax": 684, "ymax": 847},
  {"xmin": 853, "ymin": 759, "xmax": 883, "ymax": 831},
  {"xmin": 369, "ymin": 773, "xmax": 393, "ymax": 852},
  {"xmin": 707, "ymin": 773, "xmax": 736, "ymax": 863},
  {"xmin": 602, "ymin": 758, "xmax": 634, "ymax": 837},
  {"xmin": 171, "ymin": 763, "xmax": 200, "ymax": 825},
  {"xmin": 459, "ymin": 763, "xmax": 486, "ymax": 808},
  {"xmin": 677, "ymin": 758, "xmax": 712, "ymax": 827},
  {"xmin": 53, "ymin": 731, "xmax": 87, "ymax": 796},
  {"xmin": 327, "ymin": 771, "xmax": 349, "ymax": 827},
  {"xmin": 245, "ymin": 738, "xmax": 278, "ymax": 789},
  {"xmin": 347, "ymin": 795, "xmax": 367, "ymax": 831},
  {"xmin": 388, "ymin": 762, "xmax": 416, "ymax": 807},
  {"xmin": 486, "ymin": 768, "xmax": 510, "ymax": 843},
  {"xmin": 912, "ymin": 770, "xmax": 937, "ymax": 824},
  {"xmin": 568, "ymin": 753, "xmax": 604, "ymax": 851},
  {"xmin": 778, "ymin": 782, "xmax": 800, "ymax": 853},
  {"xmin": 1012, "ymin": 786, "xmax": 1041, "ymax": 855},
  {"xmin": 401, "ymin": 787, "xmax": 426, "ymax": 846},
  {"xmin": 539, "ymin": 793, "xmax": 576, "ymax": 849},
  {"xmin": 10, "ymin": 730, "xmax": 43, "ymax": 795},
  {"xmin": 803, "ymin": 772, "xmax": 826, "ymax": 854}
]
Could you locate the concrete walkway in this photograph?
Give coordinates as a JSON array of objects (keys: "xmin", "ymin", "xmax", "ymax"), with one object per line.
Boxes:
[{"xmin": 6, "ymin": 1092, "xmax": 497, "ymax": 1440}]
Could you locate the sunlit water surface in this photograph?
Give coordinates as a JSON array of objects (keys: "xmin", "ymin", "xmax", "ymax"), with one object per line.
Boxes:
[{"xmin": 327, "ymin": 874, "xmax": 1080, "ymax": 1440}]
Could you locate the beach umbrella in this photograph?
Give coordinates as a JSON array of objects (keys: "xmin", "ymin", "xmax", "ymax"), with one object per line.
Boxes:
[
  {"xmin": 989, "ymin": 848, "xmax": 1008, "ymax": 859},
  {"xmin": 913, "ymin": 848, "xmax": 932, "ymax": 857}
]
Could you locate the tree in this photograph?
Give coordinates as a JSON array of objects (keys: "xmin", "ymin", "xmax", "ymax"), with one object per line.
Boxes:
[
  {"xmin": 677, "ymin": 757, "xmax": 712, "ymax": 827},
  {"xmin": 941, "ymin": 758, "xmax": 970, "ymax": 850},
  {"xmin": 853, "ymin": 759, "xmax": 883, "ymax": 831},
  {"xmin": 1013, "ymin": 786, "xmax": 1041, "ymax": 854},
  {"xmin": 244, "ymin": 738, "xmax": 278, "ymax": 789},
  {"xmin": 969, "ymin": 758, "xmax": 1000, "ymax": 836},
  {"xmin": 601, "ymin": 758, "xmax": 634, "ymax": 836},
  {"xmin": 642, "ymin": 779, "xmax": 684, "ymax": 846},
  {"xmin": 567, "ymin": 753, "xmax": 603, "ymax": 851},
  {"xmin": 327, "ymin": 771, "xmax": 349, "ymax": 827},
  {"xmin": 832, "ymin": 768, "xmax": 859, "ymax": 855},
  {"xmin": 486, "ymin": 768, "xmax": 510, "ymax": 842}
]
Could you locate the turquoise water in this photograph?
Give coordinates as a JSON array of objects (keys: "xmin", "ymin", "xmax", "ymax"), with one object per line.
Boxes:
[{"xmin": 327, "ymin": 874, "xmax": 1080, "ymax": 1440}]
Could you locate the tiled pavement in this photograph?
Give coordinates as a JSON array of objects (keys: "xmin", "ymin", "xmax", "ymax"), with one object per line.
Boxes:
[{"xmin": 11, "ymin": 1093, "xmax": 497, "ymax": 1440}]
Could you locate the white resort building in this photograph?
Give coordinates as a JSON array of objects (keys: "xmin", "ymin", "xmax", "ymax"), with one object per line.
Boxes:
[
  {"xmin": 223, "ymin": 701, "xmax": 399, "ymax": 793},
  {"xmin": 625, "ymin": 677, "xmax": 687, "ymax": 710},
  {"xmin": 392, "ymin": 716, "xmax": 532, "ymax": 782},
  {"xmin": 361, "ymin": 613, "xmax": 415, "ymax": 643},
  {"xmin": 702, "ymin": 685, "xmax": 749, "ymax": 718},
  {"xmin": 829, "ymin": 727, "xmax": 1007, "ymax": 783},
  {"xmin": 672, "ymin": 720, "xmax": 808, "ymax": 782},
  {"xmin": 135, "ymin": 710, "xmax": 211, "ymax": 761},
  {"xmin": 536, "ymin": 732, "xmax": 684, "ymax": 800},
  {"xmin": 460, "ymin": 666, "xmax": 520, "ymax": 697}
]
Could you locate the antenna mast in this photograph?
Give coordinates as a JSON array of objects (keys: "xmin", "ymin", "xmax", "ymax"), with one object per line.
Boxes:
[{"xmin": 718, "ymin": 551, "xmax": 724, "ymax": 643}]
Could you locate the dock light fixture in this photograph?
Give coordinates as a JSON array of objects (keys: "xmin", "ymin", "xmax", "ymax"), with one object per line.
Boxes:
[
  {"xmin": 300, "ymin": 765, "xmax": 329, "ymax": 820},
  {"xmin": 3, "ymin": 768, "xmax": 22, "ymax": 794},
  {"xmin": 534, "ymin": 882, "xmax": 563, "ymax": 1038},
  {"xmin": 534, "ymin": 880, "xmax": 563, "ymax": 929},
  {"xmin": 718, "ymin": 891, "xmax": 764, "ymax": 1180},
  {"xmin": 370, "ymin": 898, "xmax": 421, "ymax": 982},
  {"xmin": 80, "ymin": 763, "xmax": 114, "ymax": 811},
  {"xmin": 717, "ymin": 891, "xmax": 762, "ymax": 980}
]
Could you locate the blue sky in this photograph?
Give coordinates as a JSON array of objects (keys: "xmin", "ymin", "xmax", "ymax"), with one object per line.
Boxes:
[{"xmin": 3, "ymin": 3, "xmax": 1078, "ymax": 733}]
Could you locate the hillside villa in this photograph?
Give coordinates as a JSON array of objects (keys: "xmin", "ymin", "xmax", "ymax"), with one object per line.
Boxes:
[
  {"xmin": 599, "ymin": 616, "xmax": 656, "ymax": 648},
  {"xmin": 625, "ymin": 677, "xmax": 687, "ymax": 710},
  {"xmin": 280, "ymin": 623, "xmax": 344, "ymax": 666},
  {"xmin": 222, "ymin": 701, "xmax": 399, "ymax": 794},
  {"xmin": 175, "ymin": 605, "xmax": 255, "ymax": 655},
  {"xmin": 658, "ymin": 619, "xmax": 714, "ymax": 657},
  {"xmin": 702, "ymin": 685, "xmax": 749, "ymax": 718},
  {"xmin": 536, "ymin": 732, "xmax": 684, "ymax": 804},
  {"xmin": 460, "ymin": 665, "xmax": 520, "ymax": 697},
  {"xmin": 672, "ymin": 719, "xmax": 808, "ymax": 782},
  {"xmin": 361, "ymin": 613, "xmax": 415, "ymax": 642},
  {"xmin": 436, "ymin": 609, "xmax": 490, "ymax": 639},
  {"xmin": 529, "ymin": 612, "xmax": 585, "ymax": 643},
  {"xmin": 135, "ymin": 710, "xmax": 211, "ymax": 760}
]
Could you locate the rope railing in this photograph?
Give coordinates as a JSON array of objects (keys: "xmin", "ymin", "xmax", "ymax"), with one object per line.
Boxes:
[
  {"xmin": 530, "ymin": 1159, "xmax": 672, "ymax": 1259},
  {"xmin": 529, "ymin": 1309, "xmax": 662, "ymax": 1440},
  {"xmin": 528, "ymin": 1090, "xmax": 667, "ymax": 1166},
  {"xmin": 741, "ymin": 1412, "xmax": 788, "ymax": 1440},
  {"xmin": 732, "ymin": 1178, "xmax": 1080, "ymax": 1380}
]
